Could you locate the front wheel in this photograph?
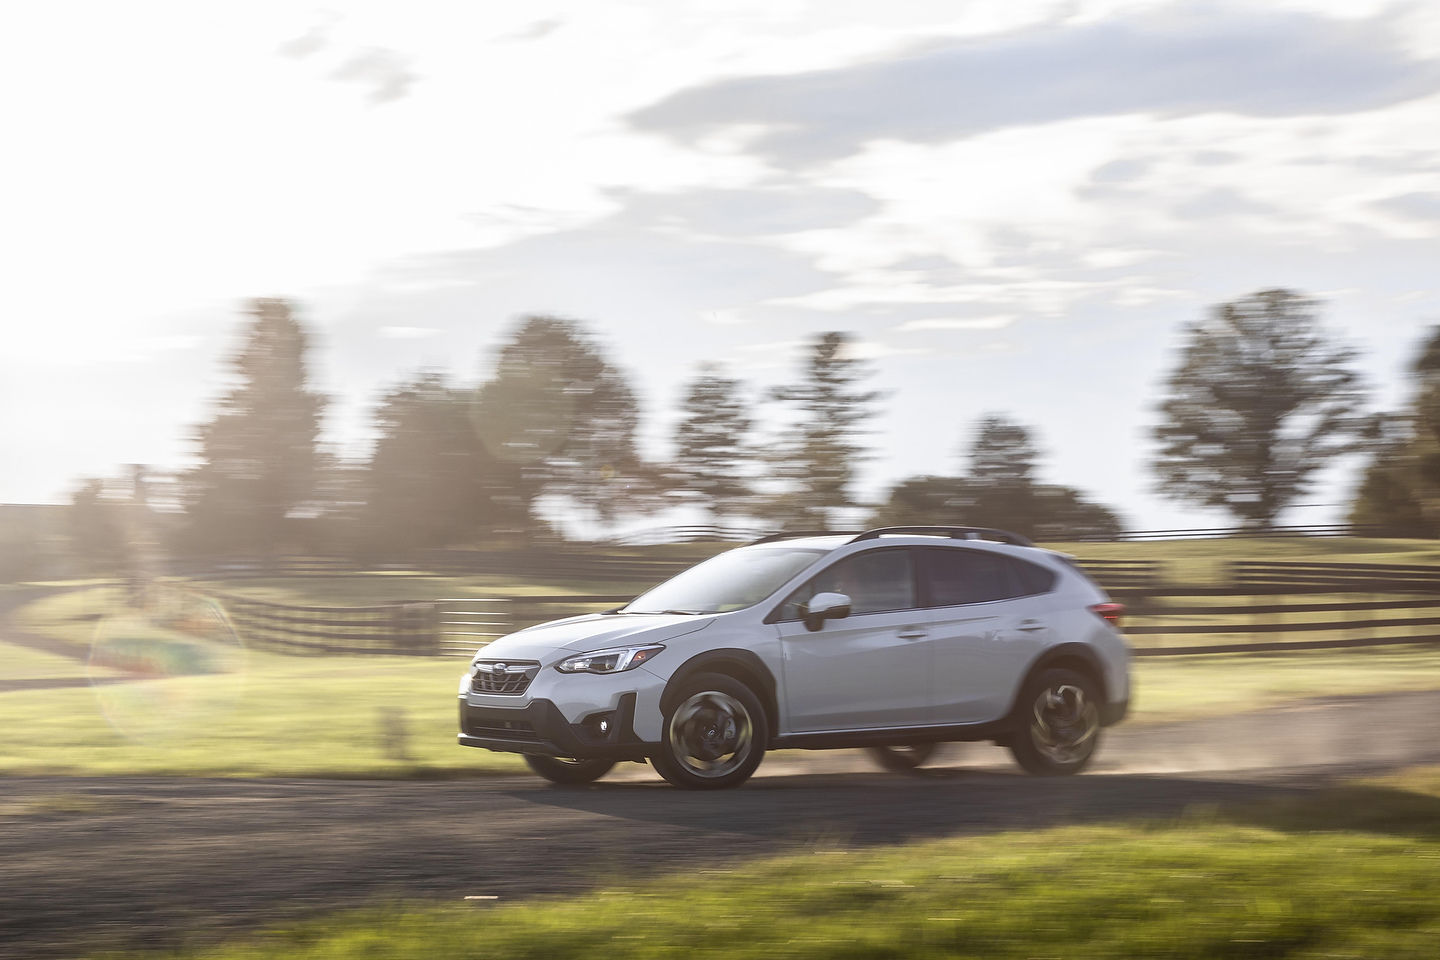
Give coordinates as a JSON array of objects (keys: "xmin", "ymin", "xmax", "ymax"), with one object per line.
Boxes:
[
  {"xmin": 1007, "ymin": 667, "xmax": 1101, "ymax": 776},
  {"xmin": 866, "ymin": 743, "xmax": 938, "ymax": 772},
  {"xmin": 523, "ymin": 754, "xmax": 615, "ymax": 785},
  {"xmin": 651, "ymin": 673, "xmax": 768, "ymax": 790}
]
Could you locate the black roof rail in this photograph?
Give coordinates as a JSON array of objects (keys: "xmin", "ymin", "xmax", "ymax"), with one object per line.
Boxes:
[
  {"xmin": 748, "ymin": 530, "xmax": 863, "ymax": 545},
  {"xmin": 850, "ymin": 526, "xmax": 1036, "ymax": 547}
]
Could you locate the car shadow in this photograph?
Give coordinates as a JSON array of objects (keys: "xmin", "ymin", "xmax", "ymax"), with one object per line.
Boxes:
[{"xmin": 503, "ymin": 766, "xmax": 1440, "ymax": 847}]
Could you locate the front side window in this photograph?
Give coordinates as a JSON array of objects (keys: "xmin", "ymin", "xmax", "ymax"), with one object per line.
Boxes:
[
  {"xmin": 623, "ymin": 546, "xmax": 825, "ymax": 615},
  {"xmin": 776, "ymin": 549, "xmax": 916, "ymax": 620}
]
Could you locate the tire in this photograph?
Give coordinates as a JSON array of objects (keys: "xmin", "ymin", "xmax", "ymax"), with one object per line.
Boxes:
[
  {"xmin": 867, "ymin": 743, "xmax": 938, "ymax": 772},
  {"xmin": 1007, "ymin": 667, "xmax": 1102, "ymax": 776},
  {"xmin": 651, "ymin": 673, "xmax": 768, "ymax": 790},
  {"xmin": 523, "ymin": 754, "xmax": 615, "ymax": 785}
]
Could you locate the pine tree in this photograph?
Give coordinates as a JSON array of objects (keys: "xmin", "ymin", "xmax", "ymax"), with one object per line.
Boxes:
[
  {"xmin": 182, "ymin": 298, "xmax": 325, "ymax": 555},
  {"xmin": 671, "ymin": 365, "xmax": 755, "ymax": 522},
  {"xmin": 768, "ymin": 332, "xmax": 881, "ymax": 527},
  {"xmin": 1349, "ymin": 326, "xmax": 1440, "ymax": 536}
]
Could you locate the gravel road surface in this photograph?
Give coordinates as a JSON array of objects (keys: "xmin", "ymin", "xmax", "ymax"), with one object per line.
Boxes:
[{"xmin": 4, "ymin": 688, "xmax": 1440, "ymax": 959}]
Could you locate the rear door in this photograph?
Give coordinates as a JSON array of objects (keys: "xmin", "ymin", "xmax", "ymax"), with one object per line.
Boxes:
[
  {"xmin": 773, "ymin": 548, "xmax": 932, "ymax": 732},
  {"xmin": 919, "ymin": 547, "xmax": 1057, "ymax": 723}
]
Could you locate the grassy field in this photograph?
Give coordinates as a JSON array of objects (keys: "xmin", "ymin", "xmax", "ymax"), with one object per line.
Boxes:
[
  {"xmin": 5, "ymin": 636, "xmax": 1440, "ymax": 778},
  {"xmin": 1045, "ymin": 535, "xmax": 1440, "ymax": 585},
  {"xmin": 6, "ymin": 536, "xmax": 1440, "ymax": 779},
  {"xmin": 82, "ymin": 765, "xmax": 1440, "ymax": 959},
  {"xmin": 0, "ymin": 649, "xmax": 525, "ymax": 777},
  {"xmin": 0, "ymin": 640, "xmax": 107, "ymax": 681}
]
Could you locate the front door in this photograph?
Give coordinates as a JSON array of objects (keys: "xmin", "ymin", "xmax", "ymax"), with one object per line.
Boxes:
[{"xmin": 773, "ymin": 548, "xmax": 932, "ymax": 732}]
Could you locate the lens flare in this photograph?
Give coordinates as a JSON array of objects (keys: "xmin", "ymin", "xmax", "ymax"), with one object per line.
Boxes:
[{"xmin": 88, "ymin": 587, "xmax": 246, "ymax": 743}]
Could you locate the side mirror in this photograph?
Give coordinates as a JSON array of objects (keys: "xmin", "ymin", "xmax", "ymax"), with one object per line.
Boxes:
[{"xmin": 803, "ymin": 592, "xmax": 852, "ymax": 632}]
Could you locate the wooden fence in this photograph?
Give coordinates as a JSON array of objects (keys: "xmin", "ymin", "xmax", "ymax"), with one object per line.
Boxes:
[
  {"xmin": 200, "ymin": 588, "xmax": 441, "ymax": 656},
  {"xmin": 185, "ymin": 559, "xmax": 1440, "ymax": 659}
]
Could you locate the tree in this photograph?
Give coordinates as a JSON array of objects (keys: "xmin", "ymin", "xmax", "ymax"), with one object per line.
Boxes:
[
  {"xmin": 767, "ymin": 332, "xmax": 882, "ymax": 527},
  {"xmin": 472, "ymin": 316, "xmax": 644, "ymax": 530},
  {"xmin": 869, "ymin": 475, "xmax": 963, "ymax": 527},
  {"xmin": 968, "ymin": 414, "xmax": 1038, "ymax": 487},
  {"xmin": 360, "ymin": 372, "xmax": 523, "ymax": 552},
  {"xmin": 670, "ymin": 365, "xmax": 754, "ymax": 521},
  {"xmin": 1153, "ymin": 289, "xmax": 1370, "ymax": 529},
  {"xmin": 964, "ymin": 414, "xmax": 1040, "ymax": 530},
  {"xmin": 1349, "ymin": 326, "xmax": 1440, "ymax": 536},
  {"xmin": 68, "ymin": 477, "xmax": 127, "ymax": 572},
  {"xmin": 870, "ymin": 414, "xmax": 1123, "ymax": 539},
  {"xmin": 182, "ymin": 298, "xmax": 325, "ymax": 555}
]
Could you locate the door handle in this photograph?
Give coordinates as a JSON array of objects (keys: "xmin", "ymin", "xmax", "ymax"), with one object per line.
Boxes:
[
  {"xmin": 897, "ymin": 628, "xmax": 928, "ymax": 639},
  {"xmin": 1016, "ymin": 620, "xmax": 1046, "ymax": 632}
]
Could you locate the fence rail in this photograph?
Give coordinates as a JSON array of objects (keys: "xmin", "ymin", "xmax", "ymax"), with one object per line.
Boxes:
[
  {"xmin": 196, "ymin": 588, "xmax": 441, "ymax": 656},
  {"xmin": 1079, "ymin": 523, "xmax": 1370, "ymax": 542},
  {"xmin": 184, "ymin": 558, "xmax": 1440, "ymax": 659}
]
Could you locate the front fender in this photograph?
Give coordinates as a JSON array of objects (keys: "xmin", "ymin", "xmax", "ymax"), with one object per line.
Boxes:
[{"xmin": 659, "ymin": 648, "xmax": 780, "ymax": 743}]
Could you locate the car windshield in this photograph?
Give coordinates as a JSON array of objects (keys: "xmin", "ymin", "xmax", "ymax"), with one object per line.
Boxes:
[{"xmin": 622, "ymin": 546, "xmax": 827, "ymax": 615}]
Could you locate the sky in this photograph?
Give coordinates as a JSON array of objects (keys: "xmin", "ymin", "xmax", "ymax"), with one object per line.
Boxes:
[{"xmin": 3, "ymin": 0, "xmax": 1439, "ymax": 531}]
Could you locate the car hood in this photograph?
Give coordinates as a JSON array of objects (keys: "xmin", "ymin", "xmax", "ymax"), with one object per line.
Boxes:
[{"xmin": 476, "ymin": 613, "xmax": 715, "ymax": 662}]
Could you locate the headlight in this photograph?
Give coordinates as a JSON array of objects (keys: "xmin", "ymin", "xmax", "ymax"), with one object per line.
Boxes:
[{"xmin": 555, "ymin": 644, "xmax": 664, "ymax": 675}]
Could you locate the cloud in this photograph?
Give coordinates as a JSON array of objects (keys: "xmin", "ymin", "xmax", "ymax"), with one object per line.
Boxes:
[
  {"xmin": 895, "ymin": 315, "xmax": 1016, "ymax": 332},
  {"xmin": 1091, "ymin": 158, "xmax": 1152, "ymax": 184},
  {"xmin": 502, "ymin": 19, "xmax": 563, "ymax": 42},
  {"xmin": 1192, "ymin": 150, "xmax": 1241, "ymax": 166},
  {"xmin": 277, "ymin": 17, "xmax": 334, "ymax": 59},
  {"xmin": 1373, "ymin": 191, "xmax": 1440, "ymax": 222},
  {"xmin": 331, "ymin": 48, "xmax": 417, "ymax": 104},
  {"xmin": 1172, "ymin": 187, "xmax": 1276, "ymax": 219},
  {"xmin": 629, "ymin": 6, "xmax": 1440, "ymax": 165},
  {"xmin": 379, "ymin": 326, "xmax": 441, "ymax": 339},
  {"xmin": 611, "ymin": 186, "xmax": 880, "ymax": 237},
  {"xmin": 704, "ymin": 309, "xmax": 751, "ymax": 325}
]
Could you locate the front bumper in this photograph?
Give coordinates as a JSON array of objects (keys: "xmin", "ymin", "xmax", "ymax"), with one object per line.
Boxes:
[{"xmin": 457, "ymin": 693, "xmax": 653, "ymax": 761}]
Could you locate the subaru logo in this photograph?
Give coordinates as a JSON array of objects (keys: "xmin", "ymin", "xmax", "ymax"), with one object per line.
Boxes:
[{"xmin": 491, "ymin": 663, "xmax": 508, "ymax": 679}]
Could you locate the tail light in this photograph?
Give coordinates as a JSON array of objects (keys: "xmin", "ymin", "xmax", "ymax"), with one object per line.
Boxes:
[{"xmin": 1090, "ymin": 602, "xmax": 1125, "ymax": 628}]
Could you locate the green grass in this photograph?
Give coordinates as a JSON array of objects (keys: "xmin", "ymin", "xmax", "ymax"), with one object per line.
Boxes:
[
  {"xmin": 88, "ymin": 767, "xmax": 1440, "ymax": 960},
  {"xmin": 0, "ymin": 640, "xmax": 92, "ymax": 680},
  {"xmin": 1131, "ymin": 648, "xmax": 1440, "ymax": 716},
  {"xmin": 7, "ymin": 540, "xmax": 1440, "ymax": 780},
  {"xmin": 0, "ymin": 650, "xmax": 523, "ymax": 777},
  {"xmin": 5, "ymin": 641, "xmax": 1440, "ymax": 778},
  {"xmin": 10, "ymin": 585, "xmax": 125, "ymax": 652}
]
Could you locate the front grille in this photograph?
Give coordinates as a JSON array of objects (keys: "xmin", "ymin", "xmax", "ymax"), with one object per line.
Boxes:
[
  {"xmin": 464, "ymin": 714, "xmax": 540, "ymax": 741},
  {"xmin": 470, "ymin": 660, "xmax": 540, "ymax": 696}
]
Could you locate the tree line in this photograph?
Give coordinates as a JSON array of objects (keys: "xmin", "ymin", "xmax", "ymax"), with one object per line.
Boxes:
[{"xmin": 60, "ymin": 288, "xmax": 1440, "ymax": 569}]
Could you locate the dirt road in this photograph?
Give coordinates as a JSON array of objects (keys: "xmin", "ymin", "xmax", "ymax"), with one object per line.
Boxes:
[{"xmin": 4, "ymin": 689, "xmax": 1440, "ymax": 959}]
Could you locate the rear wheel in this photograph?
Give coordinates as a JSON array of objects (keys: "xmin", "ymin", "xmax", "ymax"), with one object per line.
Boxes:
[
  {"xmin": 652, "ymin": 673, "xmax": 767, "ymax": 790},
  {"xmin": 1007, "ymin": 667, "xmax": 1101, "ymax": 775},
  {"xmin": 866, "ymin": 743, "xmax": 938, "ymax": 772},
  {"xmin": 523, "ymin": 754, "xmax": 615, "ymax": 785}
]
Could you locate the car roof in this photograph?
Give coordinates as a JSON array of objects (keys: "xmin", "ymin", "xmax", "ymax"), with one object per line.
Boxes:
[
  {"xmin": 744, "ymin": 527, "xmax": 1056, "ymax": 559},
  {"xmin": 747, "ymin": 535, "xmax": 853, "ymax": 551}
]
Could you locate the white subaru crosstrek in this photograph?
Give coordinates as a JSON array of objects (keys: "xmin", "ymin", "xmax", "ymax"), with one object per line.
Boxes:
[{"xmin": 458, "ymin": 526, "xmax": 1130, "ymax": 789}]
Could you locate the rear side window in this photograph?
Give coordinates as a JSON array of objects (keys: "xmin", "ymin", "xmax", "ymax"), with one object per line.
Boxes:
[
  {"xmin": 921, "ymin": 548, "xmax": 1057, "ymax": 606},
  {"xmin": 1011, "ymin": 557, "xmax": 1057, "ymax": 596}
]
